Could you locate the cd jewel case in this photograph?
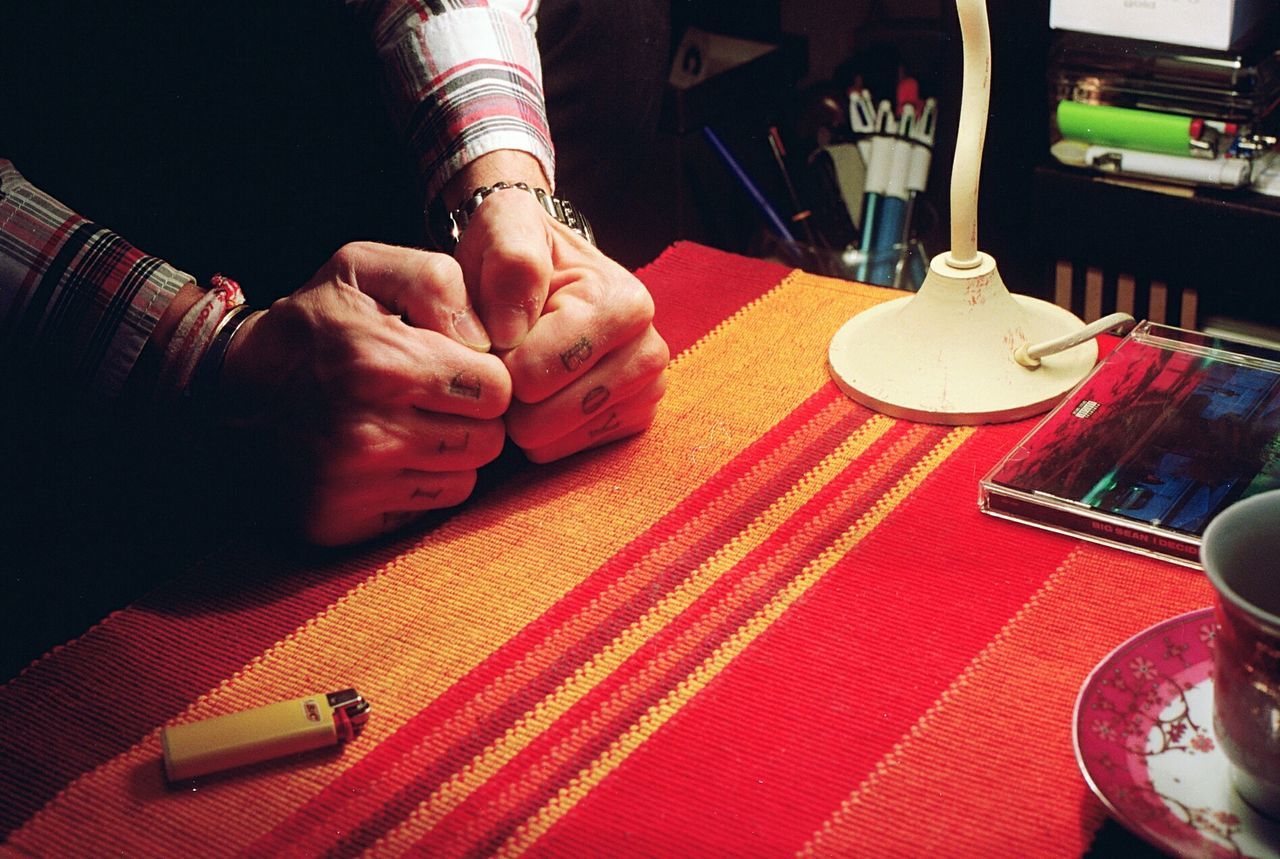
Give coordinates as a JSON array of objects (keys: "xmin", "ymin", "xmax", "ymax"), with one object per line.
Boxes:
[{"xmin": 979, "ymin": 321, "xmax": 1280, "ymax": 568}]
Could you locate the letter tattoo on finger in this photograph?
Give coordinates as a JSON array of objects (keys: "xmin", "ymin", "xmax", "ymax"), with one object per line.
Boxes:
[
  {"xmin": 449, "ymin": 372, "xmax": 482, "ymax": 399},
  {"xmin": 412, "ymin": 487, "xmax": 442, "ymax": 500},
  {"xmin": 438, "ymin": 431, "xmax": 471, "ymax": 453},
  {"xmin": 581, "ymin": 385, "xmax": 610, "ymax": 414},
  {"xmin": 588, "ymin": 409, "xmax": 622, "ymax": 438},
  {"xmin": 560, "ymin": 336, "xmax": 593, "ymax": 372}
]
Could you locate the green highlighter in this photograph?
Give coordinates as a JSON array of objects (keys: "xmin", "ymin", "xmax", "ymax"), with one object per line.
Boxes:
[{"xmin": 1056, "ymin": 101, "xmax": 1202, "ymax": 157}]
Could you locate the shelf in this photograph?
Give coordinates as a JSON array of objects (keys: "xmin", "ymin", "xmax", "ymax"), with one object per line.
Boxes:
[{"xmin": 1029, "ymin": 163, "xmax": 1280, "ymax": 329}]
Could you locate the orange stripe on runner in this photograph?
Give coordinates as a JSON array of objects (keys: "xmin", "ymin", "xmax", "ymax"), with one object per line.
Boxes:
[
  {"xmin": 527, "ymin": 417, "xmax": 1083, "ymax": 856},
  {"xmin": 801, "ymin": 544, "xmax": 1214, "ymax": 856}
]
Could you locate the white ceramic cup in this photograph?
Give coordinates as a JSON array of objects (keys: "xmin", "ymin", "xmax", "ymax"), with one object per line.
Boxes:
[{"xmin": 1202, "ymin": 489, "xmax": 1280, "ymax": 817}]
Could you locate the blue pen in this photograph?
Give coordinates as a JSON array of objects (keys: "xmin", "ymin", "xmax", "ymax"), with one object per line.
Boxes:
[
  {"xmin": 701, "ymin": 126, "xmax": 797, "ymax": 248},
  {"xmin": 868, "ymin": 104, "xmax": 915, "ymax": 285},
  {"xmin": 855, "ymin": 96, "xmax": 896, "ymax": 282}
]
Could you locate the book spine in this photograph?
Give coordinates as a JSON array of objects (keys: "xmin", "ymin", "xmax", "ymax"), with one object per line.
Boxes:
[{"xmin": 981, "ymin": 489, "xmax": 1202, "ymax": 567}]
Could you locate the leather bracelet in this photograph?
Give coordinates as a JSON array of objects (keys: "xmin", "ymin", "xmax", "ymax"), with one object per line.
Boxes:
[
  {"xmin": 185, "ymin": 302, "xmax": 256, "ymax": 413},
  {"xmin": 443, "ymin": 182, "xmax": 595, "ymax": 248}
]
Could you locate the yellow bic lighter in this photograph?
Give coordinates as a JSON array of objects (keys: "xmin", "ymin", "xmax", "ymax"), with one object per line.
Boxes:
[{"xmin": 161, "ymin": 688, "xmax": 370, "ymax": 782}]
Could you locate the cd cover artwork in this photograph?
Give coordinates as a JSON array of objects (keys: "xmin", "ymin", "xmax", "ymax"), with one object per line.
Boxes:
[{"xmin": 980, "ymin": 322, "xmax": 1280, "ymax": 567}]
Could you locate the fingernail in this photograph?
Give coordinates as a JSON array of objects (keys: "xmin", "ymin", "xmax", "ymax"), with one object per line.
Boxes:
[
  {"xmin": 488, "ymin": 302, "xmax": 532, "ymax": 350},
  {"xmin": 451, "ymin": 307, "xmax": 491, "ymax": 352}
]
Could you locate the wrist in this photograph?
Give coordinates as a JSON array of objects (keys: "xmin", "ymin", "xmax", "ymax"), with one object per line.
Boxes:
[
  {"xmin": 448, "ymin": 183, "xmax": 595, "ymax": 249},
  {"xmin": 186, "ymin": 303, "xmax": 259, "ymax": 421},
  {"xmin": 213, "ymin": 307, "xmax": 280, "ymax": 426},
  {"xmin": 439, "ymin": 149, "xmax": 551, "ymax": 211},
  {"xmin": 427, "ymin": 149, "xmax": 552, "ymax": 251}
]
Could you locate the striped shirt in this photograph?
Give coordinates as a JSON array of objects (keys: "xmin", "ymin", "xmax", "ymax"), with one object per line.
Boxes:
[
  {"xmin": 352, "ymin": 0, "xmax": 556, "ymax": 200},
  {"xmin": 0, "ymin": 160, "xmax": 192, "ymax": 399},
  {"xmin": 0, "ymin": 0, "xmax": 553, "ymax": 399}
]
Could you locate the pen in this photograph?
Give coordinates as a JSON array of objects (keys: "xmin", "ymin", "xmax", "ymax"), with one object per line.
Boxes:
[
  {"xmin": 896, "ymin": 75, "xmax": 922, "ymax": 114},
  {"xmin": 855, "ymin": 94, "xmax": 897, "ymax": 282},
  {"xmin": 161, "ymin": 688, "xmax": 371, "ymax": 781},
  {"xmin": 766, "ymin": 125, "xmax": 820, "ymax": 247},
  {"xmin": 868, "ymin": 103, "xmax": 915, "ymax": 286},
  {"xmin": 1057, "ymin": 101, "xmax": 1220, "ymax": 159},
  {"xmin": 702, "ymin": 125, "xmax": 797, "ymax": 247},
  {"xmin": 848, "ymin": 89, "xmax": 879, "ymax": 137}
]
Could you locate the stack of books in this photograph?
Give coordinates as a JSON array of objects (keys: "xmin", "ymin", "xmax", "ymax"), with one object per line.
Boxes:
[{"xmin": 1046, "ymin": 24, "xmax": 1280, "ymax": 190}]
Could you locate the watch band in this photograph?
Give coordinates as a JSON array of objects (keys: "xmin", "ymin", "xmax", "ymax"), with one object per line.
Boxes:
[{"xmin": 445, "ymin": 182, "xmax": 595, "ymax": 248}]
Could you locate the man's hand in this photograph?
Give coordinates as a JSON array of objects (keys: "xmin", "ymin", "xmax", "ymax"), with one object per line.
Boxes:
[
  {"xmin": 220, "ymin": 242, "xmax": 511, "ymax": 546},
  {"xmin": 452, "ymin": 185, "xmax": 554, "ymax": 351},
  {"xmin": 457, "ymin": 198, "xmax": 669, "ymax": 464}
]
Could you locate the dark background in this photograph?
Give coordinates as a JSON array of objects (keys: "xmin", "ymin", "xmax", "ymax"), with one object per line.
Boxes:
[{"xmin": 0, "ymin": 0, "xmax": 1041, "ymax": 291}]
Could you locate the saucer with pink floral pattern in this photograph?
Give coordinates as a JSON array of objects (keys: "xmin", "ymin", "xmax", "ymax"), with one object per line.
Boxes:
[{"xmin": 1075, "ymin": 607, "xmax": 1280, "ymax": 858}]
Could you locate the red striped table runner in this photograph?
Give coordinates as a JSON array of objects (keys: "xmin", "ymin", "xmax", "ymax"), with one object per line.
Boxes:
[{"xmin": 0, "ymin": 242, "xmax": 1213, "ymax": 856}]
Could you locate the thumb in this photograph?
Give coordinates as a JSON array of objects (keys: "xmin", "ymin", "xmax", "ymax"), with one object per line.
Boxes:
[
  {"xmin": 335, "ymin": 241, "xmax": 491, "ymax": 351},
  {"xmin": 454, "ymin": 191, "xmax": 554, "ymax": 351}
]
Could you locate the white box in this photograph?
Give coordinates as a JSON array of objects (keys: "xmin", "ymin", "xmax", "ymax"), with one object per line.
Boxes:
[{"xmin": 1049, "ymin": 0, "xmax": 1271, "ymax": 51}]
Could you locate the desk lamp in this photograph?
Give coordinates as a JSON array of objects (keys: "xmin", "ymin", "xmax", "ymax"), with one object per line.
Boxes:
[{"xmin": 827, "ymin": 0, "xmax": 1129, "ymax": 424}]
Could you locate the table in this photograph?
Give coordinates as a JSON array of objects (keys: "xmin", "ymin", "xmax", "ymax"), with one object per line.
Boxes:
[{"xmin": 0, "ymin": 243, "xmax": 1215, "ymax": 855}]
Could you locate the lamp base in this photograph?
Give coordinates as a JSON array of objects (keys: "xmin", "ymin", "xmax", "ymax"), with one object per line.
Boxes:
[{"xmin": 828, "ymin": 252, "xmax": 1097, "ymax": 425}]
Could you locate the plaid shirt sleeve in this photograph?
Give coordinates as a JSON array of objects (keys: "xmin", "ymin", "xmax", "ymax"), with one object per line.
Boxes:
[
  {"xmin": 350, "ymin": 0, "xmax": 556, "ymax": 201},
  {"xmin": 0, "ymin": 159, "xmax": 192, "ymax": 399}
]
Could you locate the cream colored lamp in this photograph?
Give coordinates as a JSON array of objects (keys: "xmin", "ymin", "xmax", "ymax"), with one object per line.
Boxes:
[{"xmin": 828, "ymin": 0, "xmax": 1131, "ymax": 424}]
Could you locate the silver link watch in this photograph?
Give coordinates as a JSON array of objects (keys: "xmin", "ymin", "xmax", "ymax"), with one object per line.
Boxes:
[{"xmin": 448, "ymin": 182, "xmax": 595, "ymax": 247}]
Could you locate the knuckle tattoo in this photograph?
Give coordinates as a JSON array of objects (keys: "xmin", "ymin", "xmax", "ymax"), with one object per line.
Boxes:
[
  {"xmin": 587, "ymin": 409, "xmax": 622, "ymax": 438},
  {"xmin": 559, "ymin": 336, "xmax": 593, "ymax": 372},
  {"xmin": 448, "ymin": 371, "xmax": 483, "ymax": 399},
  {"xmin": 437, "ymin": 430, "xmax": 471, "ymax": 453},
  {"xmin": 580, "ymin": 385, "xmax": 610, "ymax": 414}
]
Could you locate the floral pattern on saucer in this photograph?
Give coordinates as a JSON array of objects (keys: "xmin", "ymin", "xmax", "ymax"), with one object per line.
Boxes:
[{"xmin": 1075, "ymin": 607, "xmax": 1280, "ymax": 858}]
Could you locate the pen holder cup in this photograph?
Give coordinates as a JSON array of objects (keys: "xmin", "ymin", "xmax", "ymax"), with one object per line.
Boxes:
[{"xmin": 757, "ymin": 235, "xmax": 929, "ymax": 291}]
